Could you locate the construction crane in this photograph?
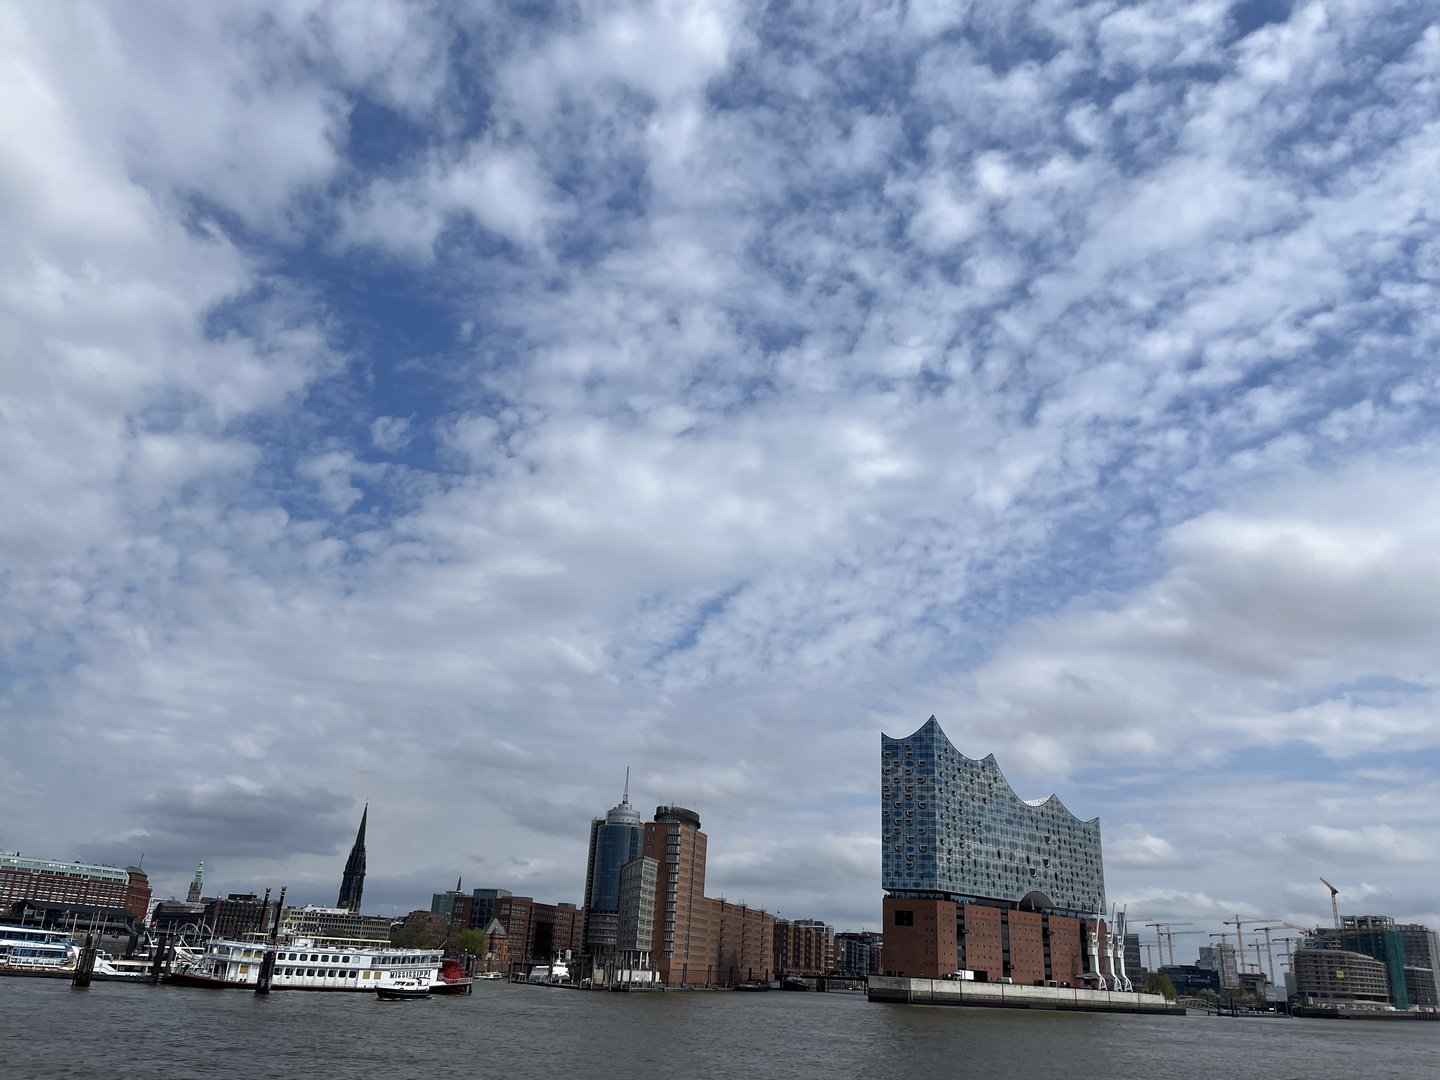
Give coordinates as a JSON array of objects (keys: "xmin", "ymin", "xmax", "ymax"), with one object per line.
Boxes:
[
  {"xmin": 1160, "ymin": 929, "xmax": 1203, "ymax": 966},
  {"xmin": 1319, "ymin": 878, "xmax": 1340, "ymax": 928},
  {"xmin": 1250, "ymin": 926, "xmax": 1289, "ymax": 983},
  {"xmin": 1218, "ymin": 915, "xmax": 1273, "ymax": 977},
  {"xmin": 1141, "ymin": 941, "xmax": 1160, "ymax": 970},
  {"xmin": 1145, "ymin": 923, "xmax": 1196, "ymax": 967},
  {"xmin": 1249, "ymin": 939, "xmax": 1267, "ymax": 981}
]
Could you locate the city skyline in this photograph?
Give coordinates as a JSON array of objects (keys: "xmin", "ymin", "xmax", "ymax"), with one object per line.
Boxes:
[{"xmin": 4, "ymin": 1, "xmax": 1440, "ymax": 945}]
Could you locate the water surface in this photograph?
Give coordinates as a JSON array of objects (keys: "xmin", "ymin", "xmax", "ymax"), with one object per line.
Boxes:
[{"xmin": 3, "ymin": 979, "xmax": 1437, "ymax": 1079}]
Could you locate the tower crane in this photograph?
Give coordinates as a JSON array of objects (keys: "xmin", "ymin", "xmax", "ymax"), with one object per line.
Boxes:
[
  {"xmin": 1223, "ymin": 915, "xmax": 1279, "ymax": 975},
  {"xmin": 1250, "ymin": 926, "xmax": 1289, "ymax": 983},
  {"xmin": 1144, "ymin": 923, "xmax": 1196, "ymax": 967},
  {"xmin": 1319, "ymin": 878, "xmax": 1340, "ymax": 928}
]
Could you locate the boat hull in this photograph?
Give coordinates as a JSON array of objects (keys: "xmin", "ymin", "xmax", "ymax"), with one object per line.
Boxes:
[
  {"xmin": 376, "ymin": 987, "xmax": 431, "ymax": 1000},
  {"xmin": 166, "ymin": 970, "xmax": 379, "ymax": 992},
  {"xmin": 431, "ymin": 979, "xmax": 473, "ymax": 995}
]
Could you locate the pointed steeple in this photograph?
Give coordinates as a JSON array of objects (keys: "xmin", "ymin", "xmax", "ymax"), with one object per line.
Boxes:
[
  {"xmin": 186, "ymin": 859, "xmax": 204, "ymax": 904},
  {"xmin": 337, "ymin": 803, "xmax": 367, "ymax": 913}
]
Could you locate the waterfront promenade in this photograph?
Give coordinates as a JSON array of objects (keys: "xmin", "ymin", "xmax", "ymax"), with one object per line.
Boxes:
[{"xmin": 5, "ymin": 971, "xmax": 1438, "ymax": 1079}]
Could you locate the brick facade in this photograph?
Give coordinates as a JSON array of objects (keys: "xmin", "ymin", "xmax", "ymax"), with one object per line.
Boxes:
[
  {"xmin": 884, "ymin": 897, "xmax": 1106, "ymax": 986},
  {"xmin": 641, "ymin": 809, "xmax": 774, "ymax": 986},
  {"xmin": 0, "ymin": 855, "xmax": 150, "ymax": 918}
]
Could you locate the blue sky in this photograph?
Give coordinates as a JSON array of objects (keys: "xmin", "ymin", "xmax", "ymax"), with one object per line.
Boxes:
[{"xmin": 3, "ymin": 0, "xmax": 1440, "ymax": 948}]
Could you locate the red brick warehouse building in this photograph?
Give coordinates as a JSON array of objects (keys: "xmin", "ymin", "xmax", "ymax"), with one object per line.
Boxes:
[
  {"xmin": 0, "ymin": 855, "xmax": 151, "ymax": 920},
  {"xmin": 880, "ymin": 717, "xmax": 1132, "ymax": 988}
]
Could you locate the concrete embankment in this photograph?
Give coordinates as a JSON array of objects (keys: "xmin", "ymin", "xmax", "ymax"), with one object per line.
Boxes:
[{"xmin": 867, "ymin": 976, "xmax": 1184, "ymax": 1015}]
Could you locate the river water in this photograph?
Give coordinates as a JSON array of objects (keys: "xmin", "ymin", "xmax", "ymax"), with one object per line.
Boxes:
[{"xmin": 3, "ymin": 978, "xmax": 1438, "ymax": 1079}]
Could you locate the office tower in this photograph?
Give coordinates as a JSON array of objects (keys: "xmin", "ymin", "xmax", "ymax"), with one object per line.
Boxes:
[{"xmin": 581, "ymin": 777, "xmax": 644, "ymax": 960}]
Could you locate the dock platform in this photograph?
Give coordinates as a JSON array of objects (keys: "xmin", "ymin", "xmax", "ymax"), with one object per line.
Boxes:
[{"xmin": 867, "ymin": 976, "xmax": 1184, "ymax": 1015}]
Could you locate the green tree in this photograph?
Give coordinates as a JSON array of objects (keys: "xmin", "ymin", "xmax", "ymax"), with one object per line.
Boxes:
[
  {"xmin": 1141, "ymin": 974, "xmax": 1177, "ymax": 1001},
  {"xmin": 455, "ymin": 929, "xmax": 488, "ymax": 957}
]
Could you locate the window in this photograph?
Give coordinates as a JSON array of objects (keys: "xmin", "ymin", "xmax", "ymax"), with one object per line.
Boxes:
[{"xmin": 894, "ymin": 910, "xmax": 914, "ymax": 927}]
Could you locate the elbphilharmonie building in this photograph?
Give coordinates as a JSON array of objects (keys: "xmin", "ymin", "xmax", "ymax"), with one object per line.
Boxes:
[{"xmin": 881, "ymin": 716, "xmax": 1105, "ymax": 917}]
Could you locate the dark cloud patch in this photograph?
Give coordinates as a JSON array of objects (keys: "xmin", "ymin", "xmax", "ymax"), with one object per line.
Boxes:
[{"xmin": 80, "ymin": 784, "xmax": 356, "ymax": 872}]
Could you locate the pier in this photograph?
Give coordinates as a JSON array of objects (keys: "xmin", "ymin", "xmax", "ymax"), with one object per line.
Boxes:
[{"xmin": 867, "ymin": 975, "xmax": 1184, "ymax": 1014}]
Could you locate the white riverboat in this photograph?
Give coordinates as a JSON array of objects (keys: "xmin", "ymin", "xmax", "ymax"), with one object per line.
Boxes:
[
  {"xmin": 168, "ymin": 938, "xmax": 443, "ymax": 993},
  {"xmin": 0, "ymin": 925, "xmax": 78, "ymax": 975}
]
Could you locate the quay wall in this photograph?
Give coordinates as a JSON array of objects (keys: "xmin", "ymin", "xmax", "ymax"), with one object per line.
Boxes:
[{"xmin": 867, "ymin": 975, "xmax": 1183, "ymax": 1015}]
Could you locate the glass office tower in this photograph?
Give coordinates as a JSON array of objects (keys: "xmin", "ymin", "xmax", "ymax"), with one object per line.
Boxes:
[{"xmin": 581, "ymin": 784, "xmax": 644, "ymax": 958}]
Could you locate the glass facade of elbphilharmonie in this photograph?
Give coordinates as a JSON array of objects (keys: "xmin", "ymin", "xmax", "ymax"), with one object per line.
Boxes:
[{"xmin": 881, "ymin": 716, "xmax": 1106, "ymax": 917}]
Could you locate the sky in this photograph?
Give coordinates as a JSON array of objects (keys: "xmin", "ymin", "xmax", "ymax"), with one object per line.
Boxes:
[{"xmin": 3, "ymin": 0, "xmax": 1440, "ymax": 961}]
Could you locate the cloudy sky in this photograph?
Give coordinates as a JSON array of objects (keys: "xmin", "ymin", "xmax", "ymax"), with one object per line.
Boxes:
[{"xmin": 4, "ymin": 0, "xmax": 1439, "ymax": 957}]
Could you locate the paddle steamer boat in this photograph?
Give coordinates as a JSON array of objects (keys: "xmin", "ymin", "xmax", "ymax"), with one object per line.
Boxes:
[{"xmin": 168, "ymin": 938, "xmax": 443, "ymax": 993}]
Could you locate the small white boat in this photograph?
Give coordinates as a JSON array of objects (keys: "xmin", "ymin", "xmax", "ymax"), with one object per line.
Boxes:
[
  {"xmin": 477, "ymin": 971, "xmax": 503, "ymax": 980},
  {"xmin": 526, "ymin": 962, "xmax": 570, "ymax": 985},
  {"xmin": 376, "ymin": 977, "xmax": 431, "ymax": 1000}
]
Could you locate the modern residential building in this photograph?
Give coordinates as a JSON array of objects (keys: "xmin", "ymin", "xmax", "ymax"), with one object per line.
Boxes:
[
  {"xmin": 1319, "ymin": 915, "xmax": 1416, "ymax": 1013},
  {"xmin": 615, "ymin": 856, "xmax": 657, "ymax": 978},
  {"xmin": 581, "ymin": 780, "xmax": 644, "ymax": 961},
  {"xmin": 1395, "ymin": 923, "xmax": 1440, "ymax": 1009},
  {"xmin": 1293, "ymin": 947, "xmax": 1393, "ymax": 1006},
  {"xmin": 1198, "ymin": 943, "xmax": 1240, "ymax": 988},
  {"xmin": 0, "ymin": 855, "xmax": 151, "ymax": 920},
  {"xmin": 1160, "ymin": 964, "xmax": 1221, "ymax": 992},
  {"xmin": 336, "ymin": 804, "xmax": 367, "ymax": 913},
  {"xmin": 469, "ymin": 888, "xmax": 511, "ymax": 928},
  {"xmin": 774, "ymin": 918, "xmax": 833, "ymax": 976},
  {"xmin": 879, "ymin": 717, "xmax": 1125, "ymax": 988},
  {"xmin": 834, "ymin": 931, "xmax": 883, "ymax": 977},
  {"xmin": 1124, "ymin": 933, "xmax": 1144, "ymax": 979}
]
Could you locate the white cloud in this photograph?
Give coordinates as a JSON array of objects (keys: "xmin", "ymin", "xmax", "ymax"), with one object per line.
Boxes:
[
  {"xmin": 371, "ymin": 416, "xmax": 413, "ymax": 452},
  {"xmin": 4, "ymin": 0, "xmax": 1440, "ymax": 938}
]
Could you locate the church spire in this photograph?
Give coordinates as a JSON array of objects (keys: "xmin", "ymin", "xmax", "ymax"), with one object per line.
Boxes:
[
  {"xmin": 337, "ymin": 803, "xmax": 367, "ymax": 913},
  {"xmin": 186, "ymin": 859, "xmax": 204, "ymax": 904}
]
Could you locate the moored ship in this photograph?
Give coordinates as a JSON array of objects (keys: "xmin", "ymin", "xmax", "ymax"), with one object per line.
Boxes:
[
  {"xmin": 0, "ymin": 925, "xmax": 78, "ymax": 977},
  {"xmin": 168, "ymin": 938, "xmax": 443, "ymax": 993}
]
